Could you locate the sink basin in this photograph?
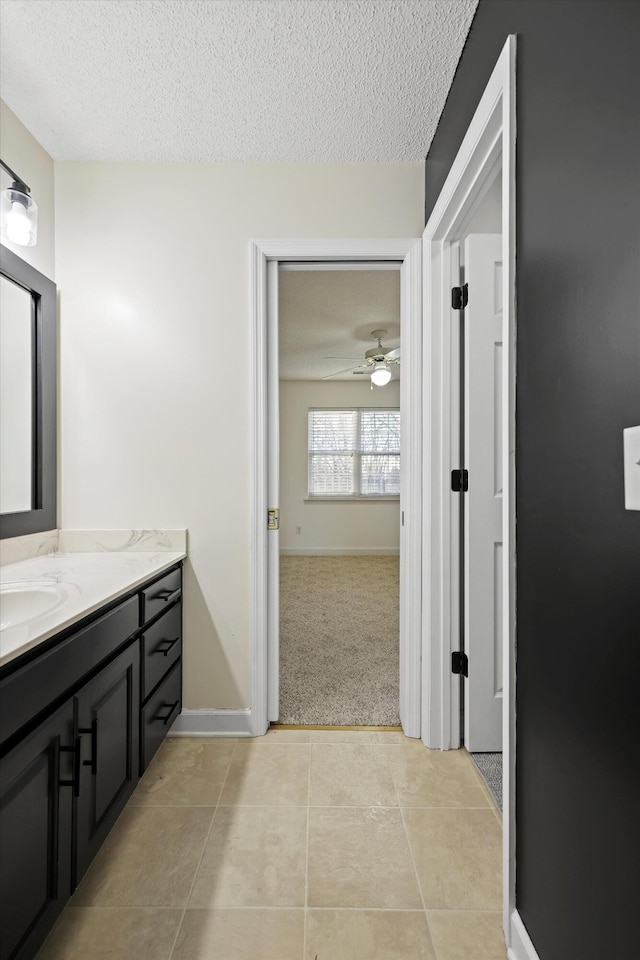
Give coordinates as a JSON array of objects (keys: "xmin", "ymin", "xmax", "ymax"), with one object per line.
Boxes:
[{"xmin": 0, "ymin": 580, "xmax": 66, "ymax": 630}]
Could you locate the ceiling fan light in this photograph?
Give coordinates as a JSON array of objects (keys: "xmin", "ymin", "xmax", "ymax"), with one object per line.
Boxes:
[{"xmin": 371, "ymin": 364, "xmax": 392, "ymax": 386}]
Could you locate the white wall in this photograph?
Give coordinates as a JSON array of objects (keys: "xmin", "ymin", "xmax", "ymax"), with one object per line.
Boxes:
[
  {"xmin": 54, "ymin": 161, "xmax": 424, "ymax": 709},
  {"xmin": 0, "ymin": 99, "xmax": 55, "ymax": 279},
  {"xmin": 280, "ymin": 380, "xmax": 400, "ymax": 554}
]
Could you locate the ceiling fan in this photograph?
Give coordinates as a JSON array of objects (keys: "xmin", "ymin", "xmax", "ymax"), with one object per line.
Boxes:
[{"xmin": 322, "ymin": 329, "xmax": 400, "ymax": 386}]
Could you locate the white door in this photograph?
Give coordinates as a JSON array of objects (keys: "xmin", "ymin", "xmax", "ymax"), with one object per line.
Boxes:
[{"xmin": 463, "ymin": 233, "xmax": 503, "ymax": 752}]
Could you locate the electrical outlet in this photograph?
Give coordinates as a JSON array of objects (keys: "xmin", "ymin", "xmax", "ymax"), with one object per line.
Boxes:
[
  {"xmin": 295, "ymin": 525, "xmax": 302, "ymax": 535},
  {"xmin": 623, "ymin": 426, "xmax": 640, "ymax": 510}
]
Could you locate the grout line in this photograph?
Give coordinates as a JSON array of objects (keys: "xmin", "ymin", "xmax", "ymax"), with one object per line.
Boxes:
[
  {"xmin": 166, "ymin": 739, "xmax": 238, "ymax": 959},
  {"xmin": 394, "ymin": 772, "xmax": 441, "ymax": 960},
  {"xmin": 387, "ymin": 752, "xmax": 436, "ymax": 953},
  {"xmin": 302, "ymin": 741, "xmax": 312, "ymax": 960}
]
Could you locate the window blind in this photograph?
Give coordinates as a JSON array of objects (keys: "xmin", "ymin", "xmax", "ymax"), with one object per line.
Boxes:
[{"xmin": 308, "ymin": 408, "xmax": 400, "ymax": 498}]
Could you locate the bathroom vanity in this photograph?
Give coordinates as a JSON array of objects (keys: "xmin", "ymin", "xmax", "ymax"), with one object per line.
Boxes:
[{"xmin": 0, "ymin": 552, "xmax": 184, "ymax": 960}]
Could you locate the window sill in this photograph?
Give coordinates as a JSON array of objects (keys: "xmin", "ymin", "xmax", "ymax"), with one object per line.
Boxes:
[{"xmin": 304, "ymin": 497, "xmax": 400, "ymax": 502}]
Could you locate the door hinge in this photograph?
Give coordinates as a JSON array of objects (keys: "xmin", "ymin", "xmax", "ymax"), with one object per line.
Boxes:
[
  {"xmin": 451, "ymin": 469, "xmax": 469, "ymax": 492},
  {"xmin": 451, "ymin": 283, "xmax": 469, "ymax": 310},
  {"xmin": 452, "ymin": 651, "xmax": 468, "ymax": 677},
  {"xmin": 267, "ymin": 508, "xmax": 279, "ymax": 530}
]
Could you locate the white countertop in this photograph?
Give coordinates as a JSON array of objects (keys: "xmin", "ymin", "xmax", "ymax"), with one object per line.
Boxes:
[{"xmin": 0, "ymin": 551, "xmax": 185, "ymax": 668}]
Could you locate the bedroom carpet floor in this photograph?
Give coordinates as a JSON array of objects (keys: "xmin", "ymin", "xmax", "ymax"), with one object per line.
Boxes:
[
  {"xmin": 37, "ymin": 730, "xmax": 506, "ymax": 960},
  {"xmin": 279, "ymin": 556, "xmax": 400, "ymax": 726}
]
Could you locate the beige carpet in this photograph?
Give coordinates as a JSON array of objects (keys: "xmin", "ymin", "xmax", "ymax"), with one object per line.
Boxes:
[{"xmin": 278, "ymin": 555, "xmax": 400, "ymax": 725}]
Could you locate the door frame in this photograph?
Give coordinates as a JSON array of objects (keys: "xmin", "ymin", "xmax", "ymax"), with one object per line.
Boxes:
[
  {"xmin": 421, "ymin": 36, "xmax": 518, "ymax": 944},
  {"xmin": 250, "ymin": 238, "xmax": 422, "ymax": 739}
]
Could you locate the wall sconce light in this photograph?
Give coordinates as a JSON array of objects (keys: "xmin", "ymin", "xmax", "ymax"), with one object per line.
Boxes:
[
  {"xmin": 0, "ymin": 159, "xmax": 38, "ymax": 247},
  {"xmin": 371, "ymin": 362, "xmax": 392, "ymax": 387}
]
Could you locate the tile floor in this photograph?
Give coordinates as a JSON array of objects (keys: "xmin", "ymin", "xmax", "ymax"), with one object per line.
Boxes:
[{"xmin": 37, "ymin": 730, "xmax": 507, "ymax": 960}]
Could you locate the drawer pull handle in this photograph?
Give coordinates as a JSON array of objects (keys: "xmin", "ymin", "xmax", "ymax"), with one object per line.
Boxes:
[
  {"xmin": 59, "ymin": 737, "xmax": 82, "ymax": 797},
  {"xmin": 153, "ymin": 637, "xmax": 180, "ymax": 657},
  {"xmin": 79, "ymin": 719, "xmax": 98, "ymax": 775},
  {"xmin": 153, "ymin": 587, "xmax": 181, "ymax": 604},
  {"xmin": 155, "ymin": 700, "xmax": 180, "ymax": 726}
]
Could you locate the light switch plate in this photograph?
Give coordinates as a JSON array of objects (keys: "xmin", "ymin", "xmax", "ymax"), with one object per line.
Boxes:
[{"xmin": 623, "ymin": 426, "xmax": 640, "ymax": 510}]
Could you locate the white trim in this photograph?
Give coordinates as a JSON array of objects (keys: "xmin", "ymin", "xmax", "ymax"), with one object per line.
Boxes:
[
  {"xmin": 279, "ymin": 261, "xmax": 401, "ymax": 272},
  {"xmin": 421, "ymin": 35, "xmax": 518, "ymax": 948},
  {"xmin": 508, "ymin": 911, "xmax": 541, "ymax": 960},
  {"xmin": 280, "ymin": 549, "xmax": 400, "ymax": 556},
  {"xmin": 251, "ymin": 238, "xmax": 422, "ymax": 741},
  {"xmin": 250, "ymin": 241, "xmax": 269, "ymax": 737},
  {"xmin": 267, "ymin": 260, "xmax": 280, "ymax": 722},
  {"xmin": 169, "ymin": 709, "xmax": 253, "ymax": 737},
  {"xmin": 398, "ymin": 238, "xmax": 423, "ymax": 739}
]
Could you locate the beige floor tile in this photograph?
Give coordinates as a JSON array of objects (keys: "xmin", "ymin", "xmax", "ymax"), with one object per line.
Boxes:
[
  {"xmin": 310, "ymin": 743, "xmax": 398, "ymax": 806},
  {"xmin": 37, "ymin": 907, "xmax": 181, "ymax": 960},
  {"xmin": 72, "ymin": 805, "xmax": 213, "ymax": 907},
  {"xmin": 130, "ymin": 738, "xmax": 235, "ymax": 806},
  {"xmin": 403, "ymin": 809, "xmax": 502, "ymax": 910},
  {"xmin": 305, "ymin": 909, "xmax": 437, "ymax": 960},
  {"xmin": 373, "ymin": 731, "xmax": 419, "ymax": 745},
  {"xmin": 427, "ymin": 910, "xmax": 507, "ymax": 959},
  {"xmin": 219, "ymin": 743, "xmax": 310, "ymax": 805},
  {"xmin": 189, "ymin": 805, "xmax": 307, "ymax": 908},
  {"xmin": 307, "ymin": 807, "xmax": 422, "ymax": 909},
  {"xmin": 310, "ymin": 729, "xmax": 379, "ymax": 743},
  {"xmin": 386, "ymin": 745, "xmax": 490, "ymax": 808},
  {"xmin": 171, "ymin": 908, "xmax": 304, "ymax": 960},
  {"xmin": 257, "ymin": 728, "xmax": 312, "ymax": 742}
]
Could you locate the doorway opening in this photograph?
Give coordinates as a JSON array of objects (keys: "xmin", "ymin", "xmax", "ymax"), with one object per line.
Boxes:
[
  {"xmin": 251, "ymin": 238, "xmax": 422, "ymax": 741},
  {"xmin": 451, "ymin": 172, "xmax": 504, "ymax": 809},
  {"xmin": 277, "ymin": 263, "xmax": 402, "ymax": 726}
]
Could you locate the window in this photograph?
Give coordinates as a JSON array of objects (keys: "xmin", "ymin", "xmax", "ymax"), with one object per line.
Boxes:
[{"xmin": 308, "ymin": 408, "xmax": 400, "ymax": 498}]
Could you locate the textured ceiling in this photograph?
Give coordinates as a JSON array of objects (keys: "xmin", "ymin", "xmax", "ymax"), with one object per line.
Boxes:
[
  {"xmin": 0, "ymin": 0, "xmax": 478, "ymax": 162},
  {"xmin": 279, "ymin": 268, "xmax": 400, "ymax": 381}
]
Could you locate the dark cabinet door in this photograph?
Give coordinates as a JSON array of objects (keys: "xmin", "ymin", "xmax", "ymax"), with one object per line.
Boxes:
[
  {"xmin": 74, "ymin": 642, "xmax": 139, "ymax": 886},
  {"xmin": 0, "ymin": 700, "xmax": 74, "ymax": 960}
]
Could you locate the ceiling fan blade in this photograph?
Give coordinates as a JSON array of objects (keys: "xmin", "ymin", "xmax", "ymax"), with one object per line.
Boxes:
[
  {"xmin": 321, "ymin": 364, "xmax": 364, "ymax": 379},
  {"xmin": 384, "ymin": 347, "xmax": 401, "ymax": 360}
]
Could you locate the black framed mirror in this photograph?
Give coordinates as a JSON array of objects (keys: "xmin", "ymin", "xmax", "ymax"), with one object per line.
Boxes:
[{"xmin": 0, "ymin": 244, "xmax": 57, "ymax": 539}]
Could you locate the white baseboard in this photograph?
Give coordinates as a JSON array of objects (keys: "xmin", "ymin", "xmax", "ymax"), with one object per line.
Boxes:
[
  {"xmin": 508, "ymin": 911, "xmax": 540, "ymax": 960},
  {"xmin": 280, "ymin": 548, "xmax": 400, "ymax": 556},
  {"xmin": 169, "ymin": 708, "xmax": 253, "ymax": 737}
]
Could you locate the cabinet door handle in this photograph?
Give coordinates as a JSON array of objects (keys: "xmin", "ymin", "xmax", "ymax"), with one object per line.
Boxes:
[
  {"xmin": 59, "ymin": 737, "xmax": 82, "ymax": 797},
  {"xmin": 78, "ymin": 719, "xmax": 98, "ymax": 775},
  {"xmin": 154, "ymin": 700, "xmax": 180, "ymax": 726},
  {"xmin": 154, "ymin": 588, "xmax": 181, "ymax": 604},
  {"xmin": 152, "ymin": 637, "xmax": 180, "ymax": 657}
]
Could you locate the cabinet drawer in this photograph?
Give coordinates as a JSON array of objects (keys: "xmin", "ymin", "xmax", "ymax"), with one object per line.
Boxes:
[
  {"xmin": 140, "ymin": 659, "xmax": 181, "ymax": 772},
  {"xmin": 0, "ymin": 597, "xmax": 138, "ymax": 749},
  {"xmin": 141, "ymin": 602, "xmax": 182, "ymax": 699},
  {"xmin": 141, "ymin": 567, "xmax": 182, "ymax": 625}
]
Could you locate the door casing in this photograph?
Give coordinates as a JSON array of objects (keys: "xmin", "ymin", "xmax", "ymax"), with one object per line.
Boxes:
[
  {"xmin": 421, "ymin": 36, "xmax": 517, "ymax": 946},
  {"xmin": 251, "ymin": 238, "xmax": 423, "ymax": 740}
]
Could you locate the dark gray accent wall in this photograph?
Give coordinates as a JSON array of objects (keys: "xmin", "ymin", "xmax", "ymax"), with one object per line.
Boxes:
[{"xmin": 425, "ymin": 3, "xmax": 640, "ymax": 958}]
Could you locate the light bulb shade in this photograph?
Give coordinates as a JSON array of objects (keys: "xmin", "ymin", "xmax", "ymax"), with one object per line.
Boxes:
[
  {"xmin": 371, "ymin": 364, "xmax": 392, "ymax": 386},
  {"xmin": 1, "ymin": 183, "xmax": 37, "ymax": 247}
]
